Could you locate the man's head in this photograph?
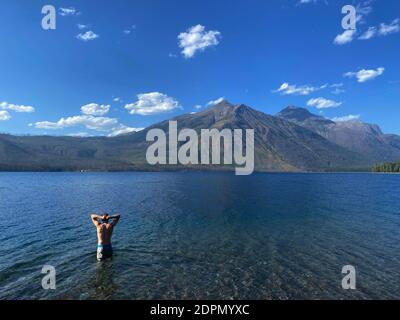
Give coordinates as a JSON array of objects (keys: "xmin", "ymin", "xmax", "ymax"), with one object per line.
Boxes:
[{"xmin": 101, "ymin": 214, "xmax": 110, "ymax": 223}]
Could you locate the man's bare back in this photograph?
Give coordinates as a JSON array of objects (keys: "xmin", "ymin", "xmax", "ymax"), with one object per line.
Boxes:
[
  {"xmin": 96, "ymin": 223, "xmax": 114, "ymax": 244},
  {"xmin": 91, "ymin": 213, "xmax": 120, "ymax": 261}
]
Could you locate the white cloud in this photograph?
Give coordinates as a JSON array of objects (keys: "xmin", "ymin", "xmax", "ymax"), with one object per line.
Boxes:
[
  {"xmin": 108, "ymin": 125, "xmax": 144, "ymax": 137},
  {"xmin": 192, "ymin": 98, "xmax": 224, "ymax": 111},
  {"xmin": 34, "ymin": 104, "xmax": 142, "ymax": 136},
  {"xmin": 0, "ymin": 101, "xmax": 35, "ymax": 113},
  {"xmin": 59, "ymin": 7, "xmax": 80, "ymax": 16},
  {"xmin": 77, "ymin": 24, "xmax": 88, "ymax": 30},
  {"xmin": 35, "ymin": 115, "xmax": 118, "ymax": 131},
  {"xmin": 123, "ymin": 25, "xmax": 136, "ymax": 35},
  {"xmin": 331, "ymin": 114, "xmax": 361, "ymax": 122},
  {"xmin": 76, "ymin": 31, "xmax": 99, "ymax": 42},
  {"xmin": 178, "ymin": 24, "xmax": 221, "ymax": 58},
  {"xmin": 379, "ymin": 18, "xmax": 400, "ymax": 36},
  {"xmin": 67, "ymin": 132, "xmax": 91, "ymax": 137},
  {"xmin": 356, "ymin": 1, "xmax": 373, "ymax": 24},
  {"xmin": 359, "ymin": 26, "xmax": 377, "ymax": 40},
  {"xmin": 125, "ymin": 92, "xmax": 180, "ymax": 115},
  {"xmin": 81, "ymin": 103, "xmax": 110, "ymax": 116},
  {"xmin": 0, "ymin": 110, "xmax": 11, "ymax": 121},
  {"xmin": 273, "ymin": 83, "xmax": 326, "ymax": 96},
  {"xmin": 359, "ymin": 19, "xmax": 400, "ymax": 40},
  {"xmin": 344, "ymin": 67, "xmax": 384, "ymax": 83},
  {"xmin": 331, "ymin": 88, "xmax": 345, "ymax": 95},
  {"xmin": 113, "ymin": 97, "xmax": 121, "ymax": 102},
  {"xmin": 307, "ymin": 97, "xmax": 342, "ymax": 109},
  {"xmin": 206, "ymin": 97, "xmax": 225, "ymax": 106},
  {"xmin": 334, "ymin": 30, "xmax": 357, "ymax": 45},
  {"xmin": 334, "ymin": 1, "xmax": 384, "ymax": 44},
  {"xmin": 299, "ymin": 0, "xmax": 317, "ymax": 4},
  {"xmin": 330, "ymin": 83, "xmax": 345, "ymax": 94},
  {"xmin": 333, "ymin": 1, "xmax": 372, "ymax": 43}
]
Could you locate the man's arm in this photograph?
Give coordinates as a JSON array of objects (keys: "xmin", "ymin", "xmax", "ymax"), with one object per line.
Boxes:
[
  {"xmin": 109, "ymin": 214, "xmax": 121, "ymax": 227},
  {"xmin": 91, "ymin": 214, "xmax": 101, "ymax": 227}
]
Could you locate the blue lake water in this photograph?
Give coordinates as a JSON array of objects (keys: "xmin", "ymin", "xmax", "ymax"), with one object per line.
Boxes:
[{"xmin": 0, "ymin": 172, "xmax": 399, "ymax": 300}]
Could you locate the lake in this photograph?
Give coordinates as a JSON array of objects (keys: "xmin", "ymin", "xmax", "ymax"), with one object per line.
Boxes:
[{"xmin": 0, "ymin": 172, "xmax": 399, "ymax": 299}]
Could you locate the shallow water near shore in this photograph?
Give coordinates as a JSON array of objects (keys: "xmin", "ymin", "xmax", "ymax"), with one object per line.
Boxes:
[{"xmin": 0, "ymin": 172, "xmax": 399, "ymax": 299}]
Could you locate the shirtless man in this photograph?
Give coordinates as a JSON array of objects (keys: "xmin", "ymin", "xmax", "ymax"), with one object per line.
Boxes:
[{"xmin": 91, "ymin": 213, "xmax": 121, "ymax": 261}]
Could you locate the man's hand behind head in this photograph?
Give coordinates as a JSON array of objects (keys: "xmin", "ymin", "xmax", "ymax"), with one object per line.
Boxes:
[{"xmin": 110, "ymin": 214, "xmax": 121, "ymax": 227}]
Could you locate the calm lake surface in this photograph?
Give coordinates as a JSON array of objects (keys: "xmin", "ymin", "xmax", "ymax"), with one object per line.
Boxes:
[{"xmin": 0, "ymin": 172, "xmax": 399, "ymax": 300}]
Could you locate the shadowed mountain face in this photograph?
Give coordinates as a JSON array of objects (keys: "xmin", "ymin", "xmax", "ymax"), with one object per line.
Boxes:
[
  {"xmin": 125, "ymin": 100, "xmax": 362, "ymax": 171},
  {"xmin": 277, "ymin": 106, "xmax": 334, "ymax": 125},
  {"xmin": 277, "ymin": 106, "xmax": 400, "ymax": 164},
  {"xmin": 0, "ymin": 101, "xmax": 396, "ymax": 172}
]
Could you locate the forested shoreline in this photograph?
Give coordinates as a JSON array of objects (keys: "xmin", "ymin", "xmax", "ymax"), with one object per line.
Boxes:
[{"xmin": 373, "ymin": 162, "xmax": 400, "ymax": 173}]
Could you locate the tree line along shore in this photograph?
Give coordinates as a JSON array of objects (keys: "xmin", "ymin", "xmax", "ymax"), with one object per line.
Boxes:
[{"xmin": 372, "ymin": 162, "xmax": 400, "ymax": 173}]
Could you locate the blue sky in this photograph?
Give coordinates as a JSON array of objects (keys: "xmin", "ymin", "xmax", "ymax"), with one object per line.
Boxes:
[{"xmin": 0, "ymin": 0, "xmax": 399, "ymax": 136}]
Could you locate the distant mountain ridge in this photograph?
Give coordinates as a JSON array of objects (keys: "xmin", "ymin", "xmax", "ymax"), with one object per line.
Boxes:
[
  {"xmin": 1, "ymin": 100, "xmax": 399, "ymax": 172},
  {"xmin": 276, "ymin": 106, "xmax": 400, "ymax": 164}
]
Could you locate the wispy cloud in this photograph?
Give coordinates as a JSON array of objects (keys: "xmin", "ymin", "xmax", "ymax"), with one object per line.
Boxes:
[
  {"xmin": 356, "ymin": 0, "xmax": 373, "ymax": 24},
  {"xmin": 307, "ymin": 97, "xmax": 342, "ymax": 109},
  {"xmin": 359, "ymin": 18, "xmax": 400, "ymax": 40},
  {"xmin": 379, "ymin": 18, "xmax": 400, "ymax": 36},
  {"xmin": 330, "ymin": 83, "xmax": 345, "ymax": 94},
  {"xmin": 178, "ymin": 25, "xmax": 221, "ymax": 58},
  {"xmin": 125, "ymin": 92, "xmax": 180, "ymax": 115},
  {"xmin": 331, "ymin": 114, "xmax": 361, "ymax": 122},
  {"xmin": 59, "ymin": 7, "xmax": 81, "ymax": 17},
  {"xmin": 67, "ymin": 132, "xmax": 91, "ymax": 137},
  {"xmin": 358, "ymin": 26, "xmax": 377, "ymax": 40},
  {"xmin": 331, "ymin": 88, "xmax": 345, "ymax": 95},
  {"xmin": 344, "ymin": 67, "xmax": 384, "ymax": 83},
  {"xmin": 273, "ymin": 83, "xmax": 327, "ymax": 96},
  {"xmin": 76, "ymin": 31, "xmax": 99, "ymax": 42},
  {"xmin": 298, "ymin": 0, "xmax": 317, "ymax": 4},
  {"xmin": 192, "ymin": 98, "xmax": 224, "ymax": 111},
  {"xmin": 206, "ymin": 97, "xmax": 225, "ymax": 107},
  {"xmin": 123, "ymin": 25, "xmax": 136, "ymax": 35},
  {"xmin": 108, "ymin": 125, "xmax": 143, "ymax": 137},
  {"xmin": 77, "ymin": 24, "xmax": 88, "ymax": 30},
  {"xmin": 334, "ymin": 1, "xmax": 398, "ymax": 44},
  {"xmin": 333, "ymin": 1, "xmax": 374, "ymax": 44}
]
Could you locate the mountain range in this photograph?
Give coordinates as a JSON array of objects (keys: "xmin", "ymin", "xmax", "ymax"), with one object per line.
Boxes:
[{"xmin": 1, "ymin": 100, "xmax": 399, "ymax": 172}]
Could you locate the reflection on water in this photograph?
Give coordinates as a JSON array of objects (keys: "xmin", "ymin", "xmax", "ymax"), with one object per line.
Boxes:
[
  {"xmin": 0, "ymin": 172, "xmax": 399, "ymax": 299},
  {"xmin": 93, "ymin": 261, "xmax": 118, "ymax": 300}
]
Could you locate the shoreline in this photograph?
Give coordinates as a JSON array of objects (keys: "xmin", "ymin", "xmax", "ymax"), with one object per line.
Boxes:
[{"xmin": 0, "ymin": 170, "xmax": 393, "ymax": 174}]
